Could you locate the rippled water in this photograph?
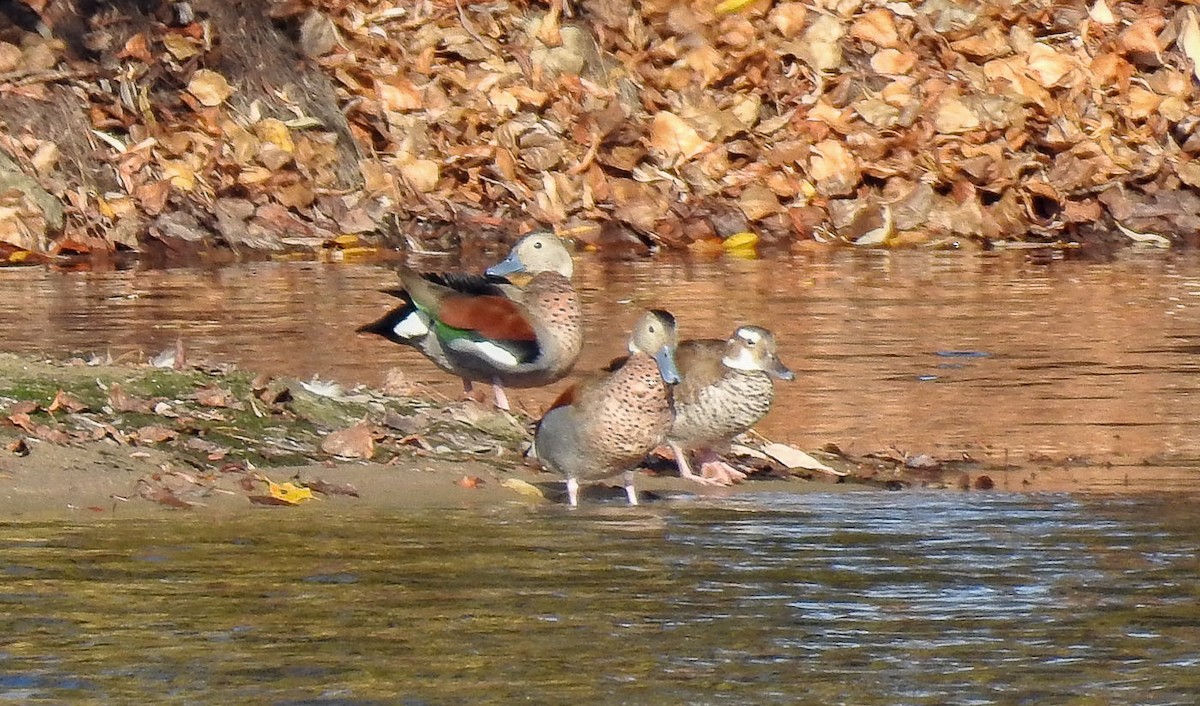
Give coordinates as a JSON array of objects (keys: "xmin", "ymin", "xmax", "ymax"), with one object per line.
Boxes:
[
  {"xmin": 2, "ymin": 248, "xmax": 1200, "ymax": 490},
  {"xmin": 0, "ymin": 492, "xmax": 1197, "ymax": 704}
]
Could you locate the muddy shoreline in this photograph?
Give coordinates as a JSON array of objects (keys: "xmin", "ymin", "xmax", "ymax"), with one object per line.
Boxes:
[{"xmin": 0, "ymin": 352, "xmax": 1190, "ymax": 523}]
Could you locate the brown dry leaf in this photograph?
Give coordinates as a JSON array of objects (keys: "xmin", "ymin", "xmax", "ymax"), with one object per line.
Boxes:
[
  {"xmin": 871, "ymin": 49, "xmax": 916, "ymax": 75},
  {"xmin": 303, "ymin": 479, "xmax": 360, "ymax": 497},
  {"xmin": 456, "ymin": 475, "xmax": 484, "ymax": 489},
  {"xmin": 6, "ymin": 412, "xmax": 35, "ymax": 433},
  {"xmin": 808, "ymin": 140, "xmax": 859, "ymax": 197},
  {"xmin": 6, "ymin": 400, "xmax": 38, "ymax": 417},
  {"xmin": 135, "ymin": 425, "xmax": 178, "ymax": 444},
  {"xmin": 1025, "ymin": 43, "xmax": 1076, "ymax": 87},
  {"xmin": 6, "ymin": 437, "xmax": 29, "ymax": 456},
  {"xmin": 187, "ymin": 69, "xmax": 234, "ymax": 107},
  {"xmin": 108, "ymin": 383, "xmax": 154, "ymax": 414},
  {"xmin": 47, "ymin": 390, "xmax": 87, "ymax": 413},
  {"xmin": 320, "ymin": 423, "xmax": 375, "ymax": 459},
  {"xmin": 934, "ymin": 97, "xmax": 981, "ymax": 134},
  {"xmin": 137, "ymin": 480, "xmax": 194, "ymax": 510},
  {"xmin": 247, "ymin": 494, "xmax": 296, "ymax": 506},
  {"xmin": 650, "ymin": 112, "xmax": 711, "ymax": 162},
  {"xmin": 194, "ymin": 385, "xmax": 235, "ymax": 408},
  {"xmin": 377, "ymin": 76, "xmax": 423, "ymax": 111},
  {"xmin": 0, "ymin": 42, "xmax": 20, "ymax": 72},
  {"xmin": 1118, "ymin": 16, "xmax": 1164, "ymax": 58},
  {"xmin": 398, "ymin": 158, "xmax": 440, "ymax": 193},
  {"xmin": 851, "ymin": 9, "xmax": 900, "ymax": 49}
]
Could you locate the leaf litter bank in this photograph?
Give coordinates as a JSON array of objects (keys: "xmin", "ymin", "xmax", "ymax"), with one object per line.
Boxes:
[{"xmin": 2, "ymin": 0, "xmax": 1200, "ymax": 263}]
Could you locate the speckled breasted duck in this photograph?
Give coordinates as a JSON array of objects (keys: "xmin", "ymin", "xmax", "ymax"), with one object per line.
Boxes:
[
  {"xmin": 668, "ymin": 325, "xmax": 794, "ymax": 486},
  {"xmin": 533, "ymin": 309, "xmax": 681, "ymax": 507},
  {"xmin": 357, "ymin": 231, "xmax": 582, "ymax": 410}
]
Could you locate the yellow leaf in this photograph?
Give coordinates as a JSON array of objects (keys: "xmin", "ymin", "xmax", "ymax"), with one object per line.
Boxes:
[
  {"xmin": 500, "ymin": 477, "xmax": 546, "ymax": 499},
  {"xmin": 255, "ymin": 118, "xmax": 294, "ymax": 153},
  {"xmin": 163, "ymin": 33, "xmax": 200, "ymax": 60},
  {"xmin": 97, "ymin": 196, "xmax": 116, "ymax": 220},
  {"xmin": 332, "ymin": 234, "xmax": 361, "ymax": 248},
  {"xmin": 187, "ymin": 69, "xmax": 234, "ymax": 107},
  {"xmin": 715, "ymin": 0, "xmax": 759, "ymax": 14},
  {"xmin": 7, "ymin": 250, "xmax": 30, "ymax": 263},
  {"xmin": 267, "ymin": 480, "xmax": 316, "ymax": 505},
  {"xmin": 723, "ymin": 231, "xmax": 759, "ymax": 250}
]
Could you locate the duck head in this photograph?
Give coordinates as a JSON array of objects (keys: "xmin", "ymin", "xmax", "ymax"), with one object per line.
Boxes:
[
  {"xmin": 486, "ymin": 231, "xmax": 574, "ymax": 279},
  {"xmin": 722, "ymin": 325, "xmax": 795, "ymax": 381},
  {"xmin": 628, "ymin": 309, "xmax": 680, "ymax": 384}
]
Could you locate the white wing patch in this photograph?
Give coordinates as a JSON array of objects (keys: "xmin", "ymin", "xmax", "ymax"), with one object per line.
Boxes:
[
  {"xmin": 393, "ymin": 312, "xmax": 431, "ymax": 338},
  {"xmin": 449, "ymin": 338, "xmax": 521, "ymax": 368}
]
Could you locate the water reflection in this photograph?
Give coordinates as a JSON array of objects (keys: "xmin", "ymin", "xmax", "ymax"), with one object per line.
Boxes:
[
  {"xmin": 0, "ymin": 493, "xmax": 1197, "ymax": 703},
  {"xmin": 2, "ymin": 249, "xmax": 1200, "ymax": 485}
]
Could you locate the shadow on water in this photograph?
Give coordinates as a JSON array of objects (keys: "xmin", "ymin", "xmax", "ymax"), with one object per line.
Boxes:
[
  {"xmin": 0, "ymin": 493, "xmax": 1198, "ymax": 704},
  {"xmin": 2, "ymin": 248, "xmax": 1200, "ymax": 490}
]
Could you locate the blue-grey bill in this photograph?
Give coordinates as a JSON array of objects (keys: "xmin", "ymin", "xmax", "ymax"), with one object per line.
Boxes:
[
  {"xmin": 485, "ymin": 253, "xmax": 524, "ymax": 277},
  {"xmin": 655, "ymin": 347, "xmax": 681, "ymax": 384}
]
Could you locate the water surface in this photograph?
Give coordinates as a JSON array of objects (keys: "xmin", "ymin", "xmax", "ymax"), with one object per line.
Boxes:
[
  {"xmin": 1, "ymin": 248, "xmax": 1198, "ymax": 489},
  {"xmin": 0, "ymin": 492, "xmax": 1197, "ymax": 704}
]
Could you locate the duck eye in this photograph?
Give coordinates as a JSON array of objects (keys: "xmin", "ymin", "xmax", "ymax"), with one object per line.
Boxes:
[
  {"xmin": 533, "ymin": 241, "xmax": 543, "ymax": 249},
  {"xmin": 648, "ymin": 325, "xmax": 656, "ymax": 333}
]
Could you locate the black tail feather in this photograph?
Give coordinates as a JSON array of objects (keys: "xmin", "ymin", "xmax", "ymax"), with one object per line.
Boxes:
[{"xmin": 357, "ymin": 300, "xmax": 423, "ymax": 344}]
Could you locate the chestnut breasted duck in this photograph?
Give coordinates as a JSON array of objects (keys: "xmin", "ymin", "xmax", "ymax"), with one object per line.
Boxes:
[
  {"xmin": 358, "ymin": 231, "xmax": 582, "ymax": 410},
  {"xmin": 533, "ymin": 310, "xmax": 681, "ymax": 507},
  {"xmin": 668, "ymin": 325, "xmax": 794, "ymax": 486}
]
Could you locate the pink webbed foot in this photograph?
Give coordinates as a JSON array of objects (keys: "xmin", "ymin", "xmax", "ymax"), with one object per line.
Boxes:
[{"xmin": 671, "ymin": 442, "xmax": 731, "ymax": 487}]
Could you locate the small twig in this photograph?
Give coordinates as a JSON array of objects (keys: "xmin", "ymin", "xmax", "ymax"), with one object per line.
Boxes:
[
  {"xmin": 0, "ymin": 67, "xmax": 99, "ymax": 89},
  {"xmin": 454, "ymin": 0, "xmax": 489, "ymax": 49}
]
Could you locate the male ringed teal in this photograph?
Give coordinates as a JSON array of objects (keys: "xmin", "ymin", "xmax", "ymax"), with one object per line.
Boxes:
[
  {"xmin": 668, "ymin": 325, "xmax": 794, "ymax": 486},
  {"xmin": 358, "ymin": 231, "xmax": 582, "ymax": 410},
  {"xmin": 533, "ymin": 310, "xmax": 680, "ymax": 507}
]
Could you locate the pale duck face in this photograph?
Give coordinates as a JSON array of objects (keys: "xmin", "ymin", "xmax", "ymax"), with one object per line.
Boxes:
[{"xmin": 722, "ymin": 326, "xmax": 795, "ymax": 381}]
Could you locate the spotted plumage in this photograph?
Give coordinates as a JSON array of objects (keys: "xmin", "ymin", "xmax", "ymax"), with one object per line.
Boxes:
[
  {"xmin": 533, "ymin": 310, "xmax": 680, "ymax": 507},
  {"xmin": 668, "ymin": 325, "xmax": 794, "ymax": 486},
  {"xmin": 358, "ymin": 231, "xmax": 582, "ymax": 410}
]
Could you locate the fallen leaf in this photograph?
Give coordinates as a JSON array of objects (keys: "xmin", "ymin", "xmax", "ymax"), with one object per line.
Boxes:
[
  {"xmin": 6, "ymin": 437, "xmax": 29, "ymax": 456},
  {"xmin": 135, "ymin": 425, "xmax": 178, "ymax": 444},
  {"xmin": 264, "ymin": 479, "xmax": 316, "ymax": 505},
  {"xmin": 137, "ymin": 480, "xmax": 194, "ymax": 509},
  {"xmin": 456, "ymin": 475, "xmax": 484, "ymax": 489},
  {"xmin": 320, "ymin": 423, "xmax": 375, "ymax": 458},
  {"xmin": 650, "ymin": 112, "xmax": 711, "ymax": 162},
  {"xmin": 303, "ymin": 479, "xmax": 360, "ymax": 497},
  {"xmin": 500, "ymin": 477, "xmax": 546, "ymax": 499},
  {"xmin": 762, "ymin": 443, "xmax": 847, "ymax": 476},
  {"xmin": 47, "ymin": 389, "xmax": 87, "ymax": 413},
  {"xmin": 1179, "ymin": 9, "xmax": 1200, "ymax": 83},
  {"xmin": 187, "ymin": 69, "xmax": 234, "ymax": 106},
  {"xmin": 194, "ymin": 385, "xmax": 235, "ymax": 408}
]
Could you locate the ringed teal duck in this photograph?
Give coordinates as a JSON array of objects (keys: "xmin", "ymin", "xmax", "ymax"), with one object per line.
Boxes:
[
  {"xmin": 533, "ymin": 309, "xmax": 680, "ymax": 507},
  {"xmin": 358, "ymin": 231, "xmax": 582, "ymax": 411},
  {"xmin": 668, "ymin": 325, "xmax": 794, "ymax": 486}
]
